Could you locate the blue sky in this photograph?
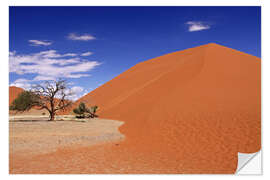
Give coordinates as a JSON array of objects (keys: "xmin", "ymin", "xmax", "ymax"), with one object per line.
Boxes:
[{"xmin": 9, "ymin": 6, "xmax": 261, "ymax": 100}]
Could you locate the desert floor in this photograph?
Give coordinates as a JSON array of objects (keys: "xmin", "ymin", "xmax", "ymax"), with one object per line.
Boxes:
[
  {"xmin": 10, "ymin": 116, "xmax": 184, "ymax": 174},
  {"xmin": 9, "ymin": 116, "xmax": 125, "ymax": 174},
  {"xmin": 10, "ymin": 114, "xmax": 258, "ymax": 174}
]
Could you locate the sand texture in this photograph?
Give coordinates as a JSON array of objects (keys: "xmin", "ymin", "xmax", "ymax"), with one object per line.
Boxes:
[{"xmin": 9, "ymin": 118, "xmax": 124, "ymax": 173}]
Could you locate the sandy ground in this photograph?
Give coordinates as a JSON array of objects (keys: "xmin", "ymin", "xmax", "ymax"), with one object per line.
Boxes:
[{"xmin": 9, "ymin": 116, "xmax": 124, "ymax": 173}]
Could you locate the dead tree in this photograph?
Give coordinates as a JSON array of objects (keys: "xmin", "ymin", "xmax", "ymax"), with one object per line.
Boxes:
[{"xmin": 31, "ymin": 80, "xmax": 73, "ymax": 121}]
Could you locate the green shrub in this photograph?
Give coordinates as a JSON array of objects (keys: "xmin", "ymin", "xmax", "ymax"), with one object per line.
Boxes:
[
  {"xmin": 73, "ymin": 103, "xmax": 98, "ymax": 118},
  {"xmin": 10, "ymin": 91, "xmax": 40, "ymax": 112}
]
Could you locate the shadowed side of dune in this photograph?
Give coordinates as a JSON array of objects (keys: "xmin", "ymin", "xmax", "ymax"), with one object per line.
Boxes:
[{"xmin": 70, "ymin": 43, "xmax": 260, "ymax": 173}]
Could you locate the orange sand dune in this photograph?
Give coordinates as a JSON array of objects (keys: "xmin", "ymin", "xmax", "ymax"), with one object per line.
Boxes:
[
  {"xmin": 10, "ymin": 43, "xmax": 260, "ymax": 174},
  {"xmin": 72, "ymin": 43, "xmax": 260, "ymax": 173},
  {"xmin": 9, "ymin": 86, "xmax": 24, "ymax": 105}
]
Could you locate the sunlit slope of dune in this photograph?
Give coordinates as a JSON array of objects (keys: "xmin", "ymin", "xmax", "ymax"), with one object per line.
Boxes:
[{"xmin": 72, "ymin": 43, "xmax": 260, "ymax": 173}]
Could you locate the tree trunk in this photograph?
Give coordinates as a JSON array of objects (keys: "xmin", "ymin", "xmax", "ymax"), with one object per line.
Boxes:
[{"xmin": 49, "ymin": 112, "xmax": 55, "ymax": 121}]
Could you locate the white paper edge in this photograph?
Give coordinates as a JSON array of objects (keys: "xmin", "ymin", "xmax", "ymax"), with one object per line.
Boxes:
[{"xmin": 236, "ymin": 150, "xmax": 262, "ymax": 175}]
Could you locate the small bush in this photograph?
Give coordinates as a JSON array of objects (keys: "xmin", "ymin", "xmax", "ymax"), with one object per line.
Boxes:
[
  {"xmin": 10, "ymin": 91, "xmax": 40, "ymax": 112},
  {"xmin": 73, "ymin": 102, "xmax": 98, "ymax": 118}
]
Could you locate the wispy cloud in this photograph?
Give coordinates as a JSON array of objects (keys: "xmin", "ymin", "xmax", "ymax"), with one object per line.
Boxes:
[
  {"xmin": 68, "ymin": 33, "xmax": 96, "ymax": 41},
  {"xmin": 62, "ymin": 53, "xmax": 77, "ymax": 57},
  {"xmin": 81, "ymin": 52, "xmax": 93, "ymax": 56},
  {"xmin": 65, "ymin": 74, "xmax": 91, "ymax": 78},
  {"xmin": 9, "ymin": 49, "xmax": 99, "ymax": 101},
  {"xmin": 10, "ymin": 78, "xmax": 32, "ymax": 90},
  {"xmin": 29, "ymin": 40, "xmax": 52, "ymax": 46},
  {"xmin": 186, "ymin": 21, "xmax": 210, "ymax": 32},
  {"xmin": 68, "ymin": 86, "xmax": 85, "ymax": 101},
  {"xmin": 9, "ymin": 50, "xmax": 101, "ymax": 81},
  {"xmin": 35, "ymin": 50, "xmax": 77, "ymax": 59}
]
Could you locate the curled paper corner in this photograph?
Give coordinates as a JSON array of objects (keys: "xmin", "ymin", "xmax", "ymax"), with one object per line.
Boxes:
[{"xmin": 236, "ymin": 150, "xmax": 262, "ymax": 175}]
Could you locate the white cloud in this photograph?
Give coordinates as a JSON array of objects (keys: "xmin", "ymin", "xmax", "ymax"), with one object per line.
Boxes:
[
  {"xmin": 68, "ymin": 86, "xmax": 85, "ymax": 101},
  {"xmin": 71, "ymin": 86, "xmax": 84, "ymax": 93},
  {"xmin": 9, "ymin": 51, "xmax": 16, "ymax": 56},
  {"xmin": 33, "ymin": 76, "xmax": 56, "ymax": 81},
  {"xmin": 36, "ymin": 50, "xmax": 77, "ymax": 58},
  {"xmin": 186, "ymin": 21, "xmax": 210, "ymax": 32},
  {"xmin": 9, "ymin": 50, "xmax": 101, "ymax": 81},
  {"xmin": 81, "ymin": 52, "xmax": 93, "ymax": 56},
  {"xmin": 64, "ymin": 86, "xmax": 93, "ymax": 101},
  {"xmin": 66, "ymin": 74, "xmax": 91, "ymax": 78},
  {"xmin": 68, "ymin": 33, "xmax": 96, "ymax": 41},
  {"xmin": 62, "ymin": 53, "xmax": 77, "ymax": 57},
  {"xmin": 29, "ymin": 40, "xmax": 52, "ymax": 46},
  {"xmin": 10, "ymin": 78, "xmax": 32, "ymax": 90},
  {"xmin": 37, "ymin": 50, "xmax": 62, "ymax": 58},
  {"xmin": 12, "ymin": 78, "xmax": 31, "ymax": 83}
]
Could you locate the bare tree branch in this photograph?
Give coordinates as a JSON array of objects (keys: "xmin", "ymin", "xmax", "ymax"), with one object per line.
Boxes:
[{"xmin": 30, "ymin": 79, "xmax": 73, "ymax": 121}]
